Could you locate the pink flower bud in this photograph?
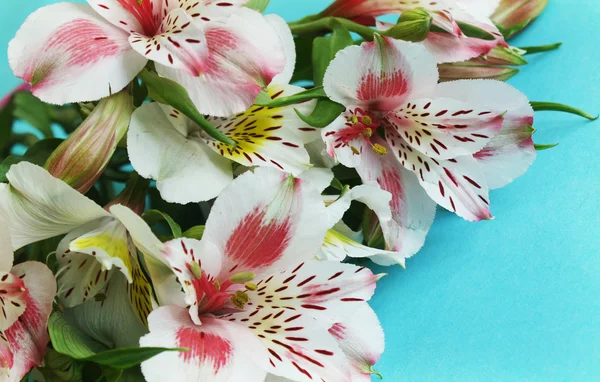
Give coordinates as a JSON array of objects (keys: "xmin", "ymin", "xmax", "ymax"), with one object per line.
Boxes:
[
  {"xmin": 491, "ymin": 0, "xmax": 549, "ymax": 30},
  {"xmin": 45, "ymin": 90, "xmax": 132, "ymax": 193},
  {"xmin": 438, "ymin": 46, "xmax": 527, "ymax": 82}
]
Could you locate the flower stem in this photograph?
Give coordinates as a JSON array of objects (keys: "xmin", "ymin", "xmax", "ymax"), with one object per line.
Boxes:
[{"xmin": 289, "ymin": 16, "xmax": 376, "ymax": 41}]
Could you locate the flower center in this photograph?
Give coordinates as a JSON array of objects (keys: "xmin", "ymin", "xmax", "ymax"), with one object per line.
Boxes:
[
  {"xmin": 190, "ymin": 268, "xmax": 256, "ymax": 315},
  {"xmin": 118, "ymin": 0, "xmax": 161, "ymax": 36},
  {"xmin": 334, "ymin": 108, "xmax": 387, "ymax": 156}
]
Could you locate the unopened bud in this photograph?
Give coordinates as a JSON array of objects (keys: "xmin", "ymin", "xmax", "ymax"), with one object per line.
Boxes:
[
  {"xmin": 45, "ymin": 90, "xmax": 133, "ymax": 193},
  {"xmin": 492, "ymin": 0, "xmax": 549, "ymax": 34},
  {"xmin": 472, "ymin": 46, "xmax": 527, "ymax": 66},
  {"xmin": 438, "ymin": 62, "xmax": 520, "ymax": 82},
  {"xmin": 382, "ymin": 8, "xmax": 432, "ymax": 42}
]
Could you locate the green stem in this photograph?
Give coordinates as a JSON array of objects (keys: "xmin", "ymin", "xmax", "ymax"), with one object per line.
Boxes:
[
  {"xmin": 531, "ymin": 101, "xmax": 598, "ymax": 120},
  {"xmin": 289, "ymin": 17, "xmax": 376, "ymax": 41},
  {"xmin": 519, "ymin": 42, "xmax": 562, "ymax": 55}
]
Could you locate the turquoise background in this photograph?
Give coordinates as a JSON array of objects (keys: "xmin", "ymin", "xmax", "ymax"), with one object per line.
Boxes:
[{"xmin": 1, "ymin": 1, "xmax": 599, "ymax": 380}]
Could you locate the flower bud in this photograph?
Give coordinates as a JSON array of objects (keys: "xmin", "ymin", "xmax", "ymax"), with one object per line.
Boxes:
[
  {"xmin": 382, "ymin": 8, "xmax": 433, "ymax": 42},
  {"xmin": 492, "ymin": 0, "xmax": 549, "ymax": 31},
  {"xmin": 438, "ymin": 47, "xmax": 526, "ymax": 82},
  {"xmin": 45, "ymin": 90, "xmax": 133, "ymax": 193}
]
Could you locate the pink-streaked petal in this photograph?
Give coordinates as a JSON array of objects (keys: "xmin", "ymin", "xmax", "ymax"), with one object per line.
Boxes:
[
  {"xmin": 204, "ymin": 84, "xmax": 316, "ymax": 176},
  {"xmin": 129, "ymin": 9, "xmax": 209, "ymax": 76},
  {"xmin": 435, "ymin": 79, "xmax": 535, "ymax": 189},
  {"xmin": 266, "ymin": 14, "xmax": 296, "ymax": 85},
  {"xmin": 202, "ymin": 167, "xmax": 330, "ymax": 279},
  {"xmin": 386, "ymin": 97, "xmax": 504, "ymax": 160},
  {"xmin": 356, "ymin": 138, "xmax": 436, "ymax": 262},
  {"xmin": 324, "ymin": 38, "xmax": 438, "ymax": 112},
  {"xmin": 386, "ymin": 130, "xmax": 492, "ymax": 221},
  {"xmin": 0, "ymin": 273, "xmax": 27, "ymax": 332},
  {"xmin": 157, "ymin": 7, "xmax": 286, "ymax": 117},
  {"xmin": 321, "ymin": 114, "xmax": 372, "ymax": 169},
  {"xmin": 128, "ymin": 102, "xmax": 233, "ymax": 204},
  {"xmin": 140, "ymin": 305, "xmax": 269, "ymax": 382},
  {"xmin": 87, "ymin": 0, "xmax": 164, "ymax": 35},
  {"xmin": 9, "ymin": 3, "xmax": 147, "ymax": 105},
  {"xmin": 328, "ymin": 303, "xmax": 384, "ymax": 381},
  {"xmin": 0, "ymin": 262, "xmax": 56, "ymax": 381}
]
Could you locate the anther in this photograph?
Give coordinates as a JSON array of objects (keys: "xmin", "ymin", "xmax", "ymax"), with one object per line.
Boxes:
[{"xmin": 371, "ymin": 144, "xmax": 388, "ymax": 156}]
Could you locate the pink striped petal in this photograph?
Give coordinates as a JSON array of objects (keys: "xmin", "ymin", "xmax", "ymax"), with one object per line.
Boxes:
[
  {"xmin": 324, "ymin": 38, "xmax": 438, "ymax": 112},
  {"xmin": 0, "ymin": 262, "xmax": 56, "ymax": 382},
  {"xmin": 0, "ymin": 273, "xmax": 27, "ymax": 332},
  {"xmin": 9, "ymin": 3, "xmax": 147, "ymax": 105},
  {"xmin": 87, "ymin": 0, "xmax": 164, "ymax": 35},
  {"xmin": 385, "ymin": 97, "xmax": 504, "ymax": 160},
  {"xmin": 356, "ymin": 137, "xmax": 436, "ymax": 262},
  {"xmin": 156, "ymin": 7, "xmax": 286, "ymax": 116},
  {"xmin": 140, "ymin": 306, "xmax": 269, "ymax": 382},
  {"xmin": 201, "ymin": 167, "xmax": 330, "ymax": 280},
  {"xmin": 386, "ymin": 129, "xmax": 492, "ymax": 221},
  {"xmin": 129, "ymin": 9, "xmax": 209, "ymax": 76}
]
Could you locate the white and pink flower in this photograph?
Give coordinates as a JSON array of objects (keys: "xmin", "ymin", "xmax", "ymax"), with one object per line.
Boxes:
[
  {"xmin": 9, "ymin": 0, "xmax": 289, "ymax": 116},
  {"xmin": 0, "ymin": 216, "xmax": 56, "ymax": 381},
  {"xmin": 321, "ymin": 37, "xmax": 535, "ymax": 252},
  {"xmin": 138, "ymin": 167, "xmax": 384, "ymax": 382}
]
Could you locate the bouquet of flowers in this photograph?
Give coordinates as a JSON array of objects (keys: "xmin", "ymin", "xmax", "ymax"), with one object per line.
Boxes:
[{"xmin": 0, "ymin": 0, "xmax": 595, "ymax": 381}]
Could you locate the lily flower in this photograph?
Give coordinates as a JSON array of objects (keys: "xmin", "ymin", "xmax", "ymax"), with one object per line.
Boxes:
[
  {"xmin": 0, "ymin": 163, "xmax": 156, "ymax": 346},
  {"xmin": 0, "ymin": 216, "xmax": 56, "ymax": 381},
  {"xmin": 321, "ymin": 37, "xmax": 535, "ymax": 227},
  {"xmin": 138, "ymin": 167, "xmax": 384, "ymax": 382},
  {"xmin": 9, "ymin": 0, "xmax": 288, "ymax": 116},
  {"xmin": 128, "ymin": 18, "xmax": 318, "ymax": 204},
  {"xmin": 324, "ymin": 0, "xmax": 506, "ymax": 63}
]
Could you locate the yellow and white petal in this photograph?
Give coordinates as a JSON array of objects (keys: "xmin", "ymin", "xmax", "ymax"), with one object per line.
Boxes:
[
  {"xmin": 320, "ymin": 229, "xmax": 407, "ymax": 266},
  {"xmin": 0, "ymin": 163, "xmax": 110, "ymax": 250}
]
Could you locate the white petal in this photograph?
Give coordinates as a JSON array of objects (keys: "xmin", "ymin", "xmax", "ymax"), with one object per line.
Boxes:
[
  {"xmin": 266, "ymin": 14, "xmax": 296, "ymax": 85},
  {"xmin": 9, "ymin": 3, "xmax": 147, "ymax": 105},
  {"xmin": 0, "ymin": 214, "xmax": 14, "ymax": 272},
  {"xmin": 0, "ymin": 163, "xmax": 110, "ymax": 250},
  {"xmin": 87, "ymin": 0, "xmax": 164, "ymax": 35},
  {"xmin": 128, "ymin": 102, "xmax": 233, "ymax": 204},
  {"xmin": 297, "ymin": 168, "xmax": 334, "ymax": 194}
]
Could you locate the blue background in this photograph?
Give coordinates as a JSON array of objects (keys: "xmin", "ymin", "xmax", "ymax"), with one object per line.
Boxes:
[{"xmin": 1, "ymin": 1, "xmax": 598, "ymax": 381}]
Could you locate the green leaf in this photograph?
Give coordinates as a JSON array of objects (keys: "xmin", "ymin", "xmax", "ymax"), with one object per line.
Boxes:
[
  {"xmin": 534, "ymin": 143, "xmax": 559, "ymax": 151},
  {"xmin": 48, "ymin": 312, "xmax": 109, "ymax": 359},
  {"xmin": 81, "ymin": 347, "xmax": 186, "ymax": 370},
  {"xmin": 183, "ymin": 225, "xmax": 205, "ymax": 240},
  {"xmin": 456, "ymin": 21, "xmax": 497, "ymax": 41},
  {"xmin": 13, "ymin": 91, "xmax": 53, "ymax": 137},
  {"xmin": 102, "ymin": 367, "xmax": 123, "ymax": 382},
  {"xmin": 138, "ymin": 69, "xmax": 235, "ymax": 146},
  {"xmin": 0, "ymin": 97, "xmax": 15, "ymax": 152},
  {"xmin": 143, "ymin": 209, "xmax": 183, "ymax": 238},
  {"xmin": 519, "ymin": 42, "xmax": 562, "ymax": 55},
  {"xmin": 295, "ymin": 98, "xmax": 346, "ymax": 128},
  {"xmin": 531, "ymin": 101, "xmax": 598, "ymax": 120},
  {"xmin": 39, "ymin": 349, "xmax": 84, "ymax": 382},
  {"xmin": 254, "ymin": 87, "xmax": 328, "ymax": 108},
  {"xmin": 330, "ymin": 178, "xmax": 344, "ymax": 192},
  {"xmin": 117, "ymin": 367, "xmax": 145, "ymax": 382},
  {"xmin": 245, "ymin": 0, "xmax": 270, "ymax": 12},
  {"xmin": 312, "ymin": 19, "xmax": 353, "ymax": 87},
  {"xmin": 291, "ymin": 35, "xmax": 317, "ymax": 83}
]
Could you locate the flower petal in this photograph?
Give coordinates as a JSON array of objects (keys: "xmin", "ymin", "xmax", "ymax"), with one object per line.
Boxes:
[
  {"xmin": 1, "ymin": 262, "xmax": 56, "ymax": 381},
  {"xmin": 140, "ymin": 305, "xmax": 269, "ymax": 382},
  {"xmin": 435, "ymin": 80, "xmax": 535, "ymax": 189},
  {"xmin": 9, "ymin": 3, "xmax": 147, "ymax": 105},
  {"xmin": 0, "ymin": 163, "xmax": 110, "ymax": 250},
  {"xmin": 324, "ymin": 38, "xmax": 438, "ymax": 111},
  {"xmin": 321, "ymin": 115, "xmax": 368, "ymax": 169},
  {"xmin": 455, "ymin": 0, "xmax": 501, "ymax": 18},
  {"xmin": 204, "ymin": 85, "xmax": 315, "ymax": 175},
  {"xmin": 0, "ymin": 215, "xmax": 14, "ymax": 272},
  {"xmin": 157, "ymin": 8, "xmax": 286, "ymax": 116},
  {"xmin": 88, "ymin": 0, "xmax": 164, "ymax": 35},
  {"xmin": 320, "ymin": 228, "xmax": 406, "ymax": 266},
  {"xmin": 165, "ymin": 0, "xmax": 248, "ymax": 22},
  {"xmin": 128, "ymin": 102, "xmax": 233, "ymax": 204},
  {"xmin": 356, "ymin": 138, "xmax": 436, "ymax": 262},
  {"xmin": 129, "ymin": 9, "xmax": 210, "ymax": 76},
  {"xmin": 202, "ymin": 167, "xmax": 330, "ymax": 279},
  {"xmin": 266, "ymin": 14, "xmax": 296, "ymax": 85},
  {"xmin": 62, "ymin": 272, "xmax": 148, "ymax": 348},
  {"xmin": 385, "ymin": 97, "xmax": 504, "ymax": 160},
  {"xmin": 0, "ymin": 273, "xmax": 27, "ymax": 332},
  {"xmin": 386, "ymin": 130, "xmax": 492, "ymax": 221}
]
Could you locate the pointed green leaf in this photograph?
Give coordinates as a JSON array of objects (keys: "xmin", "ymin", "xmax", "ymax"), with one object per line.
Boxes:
[
  {"xmin": 519, "ymin": 42, "xmax": 562, "ymax": 55},
  {"xmin": 183, "ymin": 225, "xmax": 205, "ymax": 240},
  {"xmin": 39, "ymin": 349, "xmax": 84, "ymax": 382},
  {"xmin": 312, "ymin": 19, "xmax": 353, "ymax": 87},
  {"xmin": 295, "ymin": 98, "xmax": 346, "ymax": 128},
  {"xmin": 48, "ymin": 312, "xmax": 109, "ymax": 359},
  {"xmin": 254, "ymin": 86, "xmax": 328, "ymax": 108},
  {"xmin": 138, "ymin": 69, "xmax": 235, "ymax": 146},
  {"xmin": 534, "ymin": 143, "xmax": 559, "ymax": 151},
  {"xmin": 531, "ymin": 102, "xmax": 598, "ymax": 120},
  {"xmin": 245, "ymin": 0, "xmax": 270, "ymax": 12},
  {"xmin": 0, "ymin": 97, "xmax": 15, "ymax": 152},
  {"xmin": 81, "ymin": 347, "xmax": 186, "ymax": 370},
  {"xmin": 456, "ymin": 21, "xmax": 497, "ymax": 41},
  {"xmin": 143, "ymin": 210, "xmax": 183, "ymax": 238}
]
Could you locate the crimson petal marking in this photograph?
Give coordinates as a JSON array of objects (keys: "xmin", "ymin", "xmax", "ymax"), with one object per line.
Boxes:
[
  {"xmin": 0, "ymin": 273, "xmax": 27, "ymax": 332},
  {"xmin": 129, "ymin": 8, "xmax": 208, "ymax": 76},
  {"xmin": 88, "ymin": 0, "xmax": 164, "ymax": 35},
  {"xmin": 165, "ymin": 0, "xmax": 248, "ymax": 22},
  {"xmin": 385, "ymin": 129, "xmax": 492, "ymax": 221},
  {"xmin": 386, "ymin": 98, "xmax": 503, "ymax": 160}
]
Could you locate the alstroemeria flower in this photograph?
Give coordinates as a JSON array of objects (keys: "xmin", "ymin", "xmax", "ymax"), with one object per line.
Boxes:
[
  {"xmin": 322, "ymin": 37, "xmax": 535, "ymax": 226},
  {"xmin": 0, "ymin": 216, "xmax": 56, "ymax": 381},
  {"xmin": 9, "ymin": 0, "xmax": 287, "ymax": 116},
  {"xmin": 0, "ymin": 163, "xmax": 155, "ymax": 339},
  {"xmin": 325, "ymin": 0, "xmax": 506, "ymax": 63},
  {"xmin": 139, "ymin": 167, "xmax": 384, "ymax": 382}
]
